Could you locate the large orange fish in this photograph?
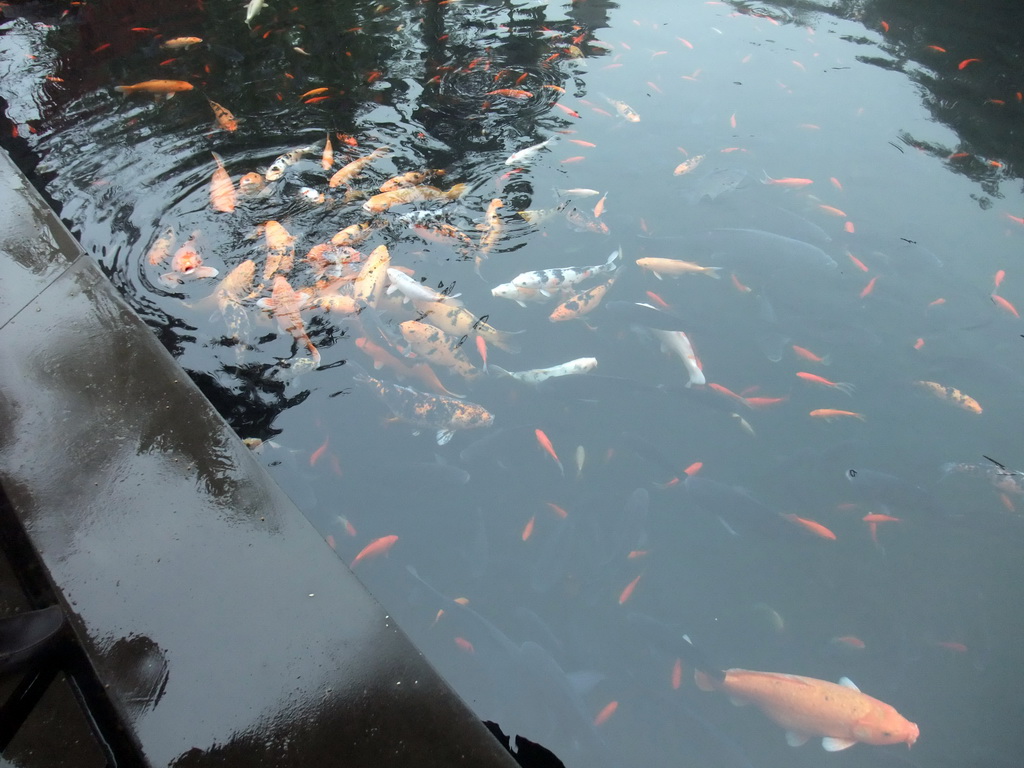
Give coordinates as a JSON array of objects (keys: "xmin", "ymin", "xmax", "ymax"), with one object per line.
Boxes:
[
  {"xmin": 695, "ymin": 666, "xmax": 918, "ymax": 751},
  {"xmin": 209, "ymin": 152, "xmax": 236, "ymax": 213},
  {"xmin": 114, "ymin": 79, "xmax": 193, "ymax": 95}
]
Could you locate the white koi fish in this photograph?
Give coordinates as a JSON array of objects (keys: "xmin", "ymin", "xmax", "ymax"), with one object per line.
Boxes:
[
  {"xmin": 504, "ymin": 137, "xmax": 558, "ymax": 166},
  {"xmin": 508, "ymin": 247, "xmax": 622, "ymax": 295},
  {"xmin": 385, "ymin": 268, "xmax": 461, "ymax": 306},
  {"xmin": 651, "ymin": 329, "xmax": 704, "ymax": 387},
  {"xmin": 490, "ymin": 357, "xmax": 598, "ymax": 384},
  {"xmin": 245, "ymin": 0, "xmax": 265, "ymax": 25},
  {"xmin": 490, "ymin": 282, "xmax": 559, "ymax": 307}
]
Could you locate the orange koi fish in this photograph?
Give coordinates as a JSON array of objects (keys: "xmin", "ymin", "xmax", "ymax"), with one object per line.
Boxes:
[
  {"xmin": 262, "ymin": 220, "xmax": 295, "ymax": 280},
  {"xmin": 914, "ymin": 381, "xmax": 982, "ymax": 413},
  {"xmin": 362, "ymin": 183, "xmax": 468, "ymax": 214},
  {"xmin": 160, "ymin": 36, "xmax": 203, "ymax": 49},
  {"xmin": 352, "ymin": 244, "xmax": 391, "ymax": 308},
  {"xmin": 796, "ymin": 372, "xmax": 854, "ymax": 396},
  {"xmin": 160, "ymin": 232, "xmax": 218, "ymax": 285},
  {"xmin": 114, "ymin": 79, "xmax": 193, "ymax": 95},
  {"xmin": 328, "ymin": 146, "xmax": 390, "ymax": 188},
  {"xmin": 351, "ymin": 534, "xmax": 398, "ymax": 567},
  {"xmin": 782, "ymin": 514, "xmax": 836, "ymax": 540},
  {"xmin": 257, "ymin": 276, "xmax": 320, "ymax": 366},
  {"xmin": 486, "ymin": 88, "xmax": 533, "ymax": 99},
  {"xmin": 380, "ymin": 169, "xmax": 444, "ymax": 192},
  {"xmin": 207, "ymin": 98, "xmax": 238, "ymax": 131},
  {"xmin": 791, "ymin": 345, "xmax": 830, "ymax": 365},
  {"xmin": 618, "ymin": 573, "xmax": 642, "ymax": 605},
  {"xmin": 694, "ymin": 665, "xmax": 918, "ymax": 750},
  {"xmin": 209, "ymin": 152, "xmax": 236, "ymax": 213},
  {"xmin": 991, "ymin": 293, "xmax": 1019, "ymax": 318},
  {"xmin": 761, "ymin": 173, "xmax": 813, "ymax": 187}
]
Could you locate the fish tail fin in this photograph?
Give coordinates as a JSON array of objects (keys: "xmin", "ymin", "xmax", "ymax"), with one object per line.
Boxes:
[
  {"xmin": 114, "ymin": 85, "xmax": 130, "ymax": 94},
  {"xmin": 703, "ymin": 267, "xmax": 723, "ymax": 279},
  {"xmin": 447, "ymin": 182, "xmax": 470, "ymax": 200},
  {"xmin": 607, "ymin": 246, "xmax": 623, "ymax": 267},
  {"xmin": 681, "ymin": 635, "xmax": 726, "ymax": 689},
  {"xmin": 759, "ymin": 169, "xmax": 774, "ymax": 185},
  {"xmin": 488, "ymin": 365, "xmax": 512, "ymax": 379},
  {"xmin": 487, "ymin": 330, "xmax": 524, "ymax": 354}
]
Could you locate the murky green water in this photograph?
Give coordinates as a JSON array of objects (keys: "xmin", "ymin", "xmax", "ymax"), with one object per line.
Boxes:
[{"xmin": 3, "ymin": 1, "xmax": 1024, "ymax": 766}]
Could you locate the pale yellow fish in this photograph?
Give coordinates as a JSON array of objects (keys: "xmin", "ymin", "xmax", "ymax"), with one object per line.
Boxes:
[{"xmin": 636, "ymin": 257, "xmax": 721, "ymax": 279}]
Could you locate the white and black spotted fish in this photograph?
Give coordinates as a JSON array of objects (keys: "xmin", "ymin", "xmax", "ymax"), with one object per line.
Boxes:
[{"xmin": 509, "ymin": 247, "xmax": 621, "ymax": 295}]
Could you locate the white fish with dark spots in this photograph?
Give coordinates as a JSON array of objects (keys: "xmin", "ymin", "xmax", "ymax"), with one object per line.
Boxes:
[{"xmin": 490, "ymin": 357, "xmax": 598, "ymax": 384}]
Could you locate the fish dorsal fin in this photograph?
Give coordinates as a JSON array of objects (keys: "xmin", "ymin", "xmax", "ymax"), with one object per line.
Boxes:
[
  {"xmin": 838, "ymin": 676, "xmax": 860, "ymax": 691},
  {"xmin": 821, "ymin": 736, "xmax": 857, "ymax": 752},
  {"xmin": 786, "ymin": 731, "xmax": 811, "ymax": 747}
]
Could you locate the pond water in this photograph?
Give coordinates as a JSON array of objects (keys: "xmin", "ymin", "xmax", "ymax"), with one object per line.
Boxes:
[{"xmin": 3, "ymin": 1, "xmax": 1024, "ymax": 767}]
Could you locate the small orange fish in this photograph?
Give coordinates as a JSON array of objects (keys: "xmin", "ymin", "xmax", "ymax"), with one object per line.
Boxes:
[
  {"xmin": 991, "ymin": 293, "xmax": 1019, "ymax": 318},
  {"xmin": 486, "ymin": 88, "xmax": 533, "ymax": 99},
  {"xmin": 792, "ymin": 345, "xmax": 830, "ymax": 365},
  {"xmin": 796, "ymin": 372, "xmax": 854, "ymax": 396},
  {"xmin": 115, "ymin": 79, "xmax": 194, "ymax": 95},
  {"xmin": 535, "ymin": 428, "xmax": 564, "ymax": 476},
  {"xmin": 593, "ymin": 700, "xmax": 618, "ymax": 726},
  {"xmin": 673, "ymin": 154, "xmax": 705, "ymax": 175},
  {"xmin": 810, "ymin": 409, "xmax": 865, "ymax": 422},
  {"xmin": 618, "ymin": 572, "xmax": 643, "ymax": 605},
  {"xmin": 782, "ymin": 513, "xmax": 837, "ymax": 540},
  {"xmin": 351, "ymin": 534, "xmax": 398, "ymax": 567}
]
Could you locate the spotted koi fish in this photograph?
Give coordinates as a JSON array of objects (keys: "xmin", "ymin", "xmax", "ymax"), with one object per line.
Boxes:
[
  {"xmin": 490, "ymin": 356, "xmax": 597, "ymax": 384},
  {"xmin": 353, "ymin": 366, "xmax": 493, "ymax": 445},
  {"xmin": 399, "ymin": 320, "xmax": 480, "ymax": 380},
  {"xmin": 411, "ymin": 300, "xmax": 522, "ymax": 353},
  {"xmin": 493, "ymin": 247, "xmax": 621, "ymax": 302},
  {"xmin": 549, "ymin": 273, "xmax": 618, "ymax": 322}
]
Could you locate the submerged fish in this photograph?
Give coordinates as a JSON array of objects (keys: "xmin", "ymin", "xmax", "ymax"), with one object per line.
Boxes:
[
  {"xmin": 694, "ymin": 665, "xmax": 919, "ymax": 751},
  {"xmin": 505, "ymin": 137, "xmax": 558, "ymax": 166},
  {"xmin": 491, "ymin": 357, "xmax": 598, "ymax": 384},
  {"xmin": 353, "ymin": 365, "xmax": 493, "ymax": 445}
]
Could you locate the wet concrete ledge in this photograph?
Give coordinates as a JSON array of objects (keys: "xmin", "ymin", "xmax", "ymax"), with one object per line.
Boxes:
[{"xmin": 0, "ymin": 149, "xmax": 519, "ymax": 767}]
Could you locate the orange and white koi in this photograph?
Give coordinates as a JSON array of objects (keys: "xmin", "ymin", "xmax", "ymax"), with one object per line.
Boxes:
[
  {"xmin": 673, "ymin": 154, "xmax": 705, "ymax": 175},
  {"xmin": 602, "ymin": 94, "xmax": 641, "ymax": 122},
  {"xmin": 160, "ymin": 232, "xmax": 218, "ymax": 285}
]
